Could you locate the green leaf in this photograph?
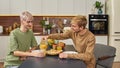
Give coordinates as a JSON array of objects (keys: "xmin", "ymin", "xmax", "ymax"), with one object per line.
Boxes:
[
  {"xmin": 39, "ymin": 20, "xmax": 46, "ymax": 27},
  {"xmin": 39, "ymin": 20, "xmax": 53, "ymax": 29},
  {"xmin": 95, "ymin": 1, "xmax": 104, "ymax": 9}
]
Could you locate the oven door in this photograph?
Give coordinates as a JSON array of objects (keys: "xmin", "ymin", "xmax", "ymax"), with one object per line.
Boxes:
[{"xmin": 89, "ymin": 19, "xmax": 108, "ymax": 34}]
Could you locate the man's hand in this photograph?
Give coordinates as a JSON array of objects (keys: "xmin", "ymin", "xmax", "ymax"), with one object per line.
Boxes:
[
  {"xmin": 59, "ymin": 53, "xmax": 68, "ymax": 58},
  {"xmin": 30, "ymin": 51, "xmax": 45, "ymax": 57}
]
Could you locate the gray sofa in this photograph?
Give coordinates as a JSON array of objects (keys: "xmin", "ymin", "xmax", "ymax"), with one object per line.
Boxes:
[
  {"xmin": 65, "ymin": 44, "xmax": 116, "ymax": 68},
  {"xmin": 94, "ymin": 44, "xmax": 116, "ymax": 68}
]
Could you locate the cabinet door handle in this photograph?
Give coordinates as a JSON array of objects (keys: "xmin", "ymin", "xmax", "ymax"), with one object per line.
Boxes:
[
  {"xmin": 114, "ymin": 39, "xmax": 120, "ymax": 41},
  {"xmin": 114, "ymin": 32, "xmax": 120, "ymax": 34}
]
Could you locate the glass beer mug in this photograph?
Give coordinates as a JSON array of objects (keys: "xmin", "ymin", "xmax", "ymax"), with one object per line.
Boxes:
[{"xmin": 39, "ymin": 38, "xmax": 48, "ymax": 50}]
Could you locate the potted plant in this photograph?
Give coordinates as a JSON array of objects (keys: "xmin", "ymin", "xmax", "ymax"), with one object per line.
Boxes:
[
  {"xmin": 39, "ymin": 20, "xmax": 47, "ymax": 28},
  {"xmin": 94, "ymin": 1, "xmax": 104, "ymax": 14},
  {"xmin": 39, "ymin": 20, "xmax": 53, "ymax": 34}
]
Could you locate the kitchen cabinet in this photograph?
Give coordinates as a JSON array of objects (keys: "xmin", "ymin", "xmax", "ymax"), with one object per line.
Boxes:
[
  {"xmin": 111, "ymin": 0, "xmax": 120, "ymax": 35},
  {"xmin": 108, "ymin": 0, "xmax": 120, "ymax": 62},
  {"xmin": 74, "ymin": 0, "xmax": 86, "ymax": 15},
  {"xmin": 0, "ymin": 0, "xmax": 10, "ymax": 14},
  {"xmin": 41, "ymin": 0, "xmax": 58, "ymax": 15},
  {"xmin": 26, "ymin": 0, "xmax": 42, "ymax": 14},
  {"xmin": 0, "ymin": 0, "xmax": 106, "ymax": 15},
  {"xmin": 35, "ymin": 36, "xmax": 42, "ymax": 45},
  {"xmin": 0, "ymin": 36, "xmax": 9, "ymax": 62},
  {"xmin": 10, "ymin": 0, "xmax": 26, "ymax": 14},
  {"xmin": 86, "ymin": 0, "xmax": 95, "ymax": 14},
  {"xmin": 58, "ymin": 0, "xmax": 74, "ymax": 15},
  {"xmin": 95, "ymin": 36, "xmax": 108, "ymax": 45},
  {"xmin": 110, "ymin": 36, "xmax": 120, "ymax": 62}
]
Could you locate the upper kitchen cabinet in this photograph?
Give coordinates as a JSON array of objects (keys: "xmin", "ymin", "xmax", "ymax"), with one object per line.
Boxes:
[
  {"xmin": 26, "ymin": 0, "xmax": 42, "ymax": 15},
  {"xmin": 0, "ymin": 0, "xmax": 106, "ymax": 15},
  {"xmin": 10, "ymin": 0, "xmax": 26, "ymax": 14},
  {"xmin": 58, "ymin": 0, "xmax": 74, "ymax": 15},
  {"xmin": 0, "ymin": 0, "xmax": 10, "ymax": 14},
  {"xmin": 41, "ymin": 0, "xmax": 58, "ymax": 15},
  {"xmin": 111, "ymin": 0, "xmax": 120, "ymax": 35},
  {"xmin": 74, "ymin": 0, "xmax": 86, "ymax": 15}
]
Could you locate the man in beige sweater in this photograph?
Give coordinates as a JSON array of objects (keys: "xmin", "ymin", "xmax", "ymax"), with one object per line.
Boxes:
[{"xmin": 47, "ymin": 15, "xmax": 96, "ymax": 68}]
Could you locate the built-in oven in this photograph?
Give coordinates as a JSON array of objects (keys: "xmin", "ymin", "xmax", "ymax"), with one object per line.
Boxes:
[{"xmin": 89, "ymin": 14, "xmax": 108, "ymax": 35}]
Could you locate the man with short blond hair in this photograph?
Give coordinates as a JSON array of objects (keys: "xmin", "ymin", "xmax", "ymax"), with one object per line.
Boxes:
[
  {"xmin": 4, "ymin": 11, "xmax": 45, "ymax": 68},
  {"xmin": 48, "ymin": 15, "xmax": 96, "ymax": 68}
]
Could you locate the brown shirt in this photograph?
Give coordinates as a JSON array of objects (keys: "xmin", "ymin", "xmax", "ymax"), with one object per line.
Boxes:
[{"xmin": 48, "ymin": 29, "xmax": 96, "ymax": 68}]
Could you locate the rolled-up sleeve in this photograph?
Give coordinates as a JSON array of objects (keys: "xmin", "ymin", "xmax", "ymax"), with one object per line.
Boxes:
[{"xmin": 48, "ymin": 31, "xmax": 72, "ymax": 40}]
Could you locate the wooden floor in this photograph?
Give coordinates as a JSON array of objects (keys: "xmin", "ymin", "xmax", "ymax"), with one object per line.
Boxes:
[
  {"xmin": 0, "ymin": 62, "xmax": 120, "ymax": 68},
  {"xmin": 112, "ymin": 62, "xmax": 120, "ymax": 68},
  {"xmin": 0, "ymin": 62, "xmax": 4, "ymax": 68}
]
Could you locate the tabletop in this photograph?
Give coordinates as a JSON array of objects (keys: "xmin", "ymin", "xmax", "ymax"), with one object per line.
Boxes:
[{"xmin": 18, "ymin": 45, "xmax": 86, "ymax": 68}]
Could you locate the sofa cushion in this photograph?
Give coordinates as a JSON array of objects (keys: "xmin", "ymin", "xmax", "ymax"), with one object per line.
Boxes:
[{"xmin": 94, "ymin": 43, "xmax": 116, "ymax": 68}]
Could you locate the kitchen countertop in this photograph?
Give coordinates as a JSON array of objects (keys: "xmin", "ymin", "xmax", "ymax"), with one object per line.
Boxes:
[{"xmin": 0, "ymin": 32, "xmax": 48, "ymax": 36}]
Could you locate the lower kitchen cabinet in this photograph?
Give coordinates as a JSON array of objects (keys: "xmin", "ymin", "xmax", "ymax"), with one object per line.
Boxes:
[
  {"xmin": 0, "ymin": 36, "xmax": 9, "ymax": 62},
  {"xmin": 95, "ymin": 36, "xmax": 108, "ymax": 45},
  {"xmin": 110, "ymin": 36, "xmax": 120, "ymax": 62}
]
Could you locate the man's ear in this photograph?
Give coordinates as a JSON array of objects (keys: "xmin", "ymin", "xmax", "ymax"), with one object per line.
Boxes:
[{"xmin": 79, "ymin": 26, "xmax": 84, "ymax": 30}]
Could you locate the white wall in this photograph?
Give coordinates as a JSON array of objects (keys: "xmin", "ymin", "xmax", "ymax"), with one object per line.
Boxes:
[{"xmin": 0, "ymin": 0, "xmax": 105, "ymax": 15}]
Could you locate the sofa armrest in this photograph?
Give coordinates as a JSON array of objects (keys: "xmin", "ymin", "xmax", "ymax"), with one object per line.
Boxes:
[{"xmin": 97, "ymin": 55, "xmax": 116, "ymax": 61}]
